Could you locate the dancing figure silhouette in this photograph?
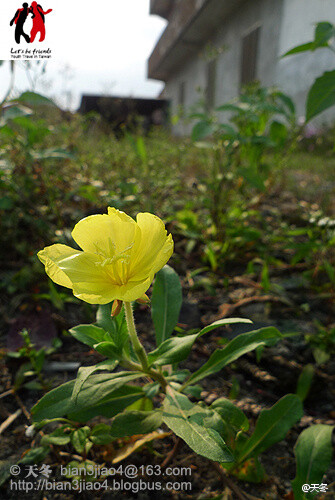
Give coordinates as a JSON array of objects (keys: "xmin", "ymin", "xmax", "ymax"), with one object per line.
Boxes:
[
  {"xmin": 30, "ymin": 2, "xmax": 52, "ymax": 43},
  {"xmin": 10, "ymin": 2, "xmax": 30, "ymax": 44}
]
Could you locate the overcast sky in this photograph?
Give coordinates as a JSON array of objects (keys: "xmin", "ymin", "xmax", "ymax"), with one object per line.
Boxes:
[{"xmin": 0, "ymin": 0, "xmax": 167, "ymax": 109}]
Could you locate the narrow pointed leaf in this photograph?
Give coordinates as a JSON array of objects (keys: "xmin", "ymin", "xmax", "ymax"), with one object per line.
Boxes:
[
  {"xmin": 148, "ymin": 318, "xmax": 252, "ymax": 366},
  {"xmin": 71, "ymin": 360, "xmax": 118, "ymax": 402},
  {"xmin": 197, "ymin": 318, "xmax": 252, "ymax": 337},
  {"xmin": 148, "ymin": 334, "xmax": 198, "ymax": 366},
  {"xmin": 69, "ymin": 324, "xmax": 106, "ymax": 348},
  {"xmin": 211, "ymin": 398, "xmax": 249, "ymax": 432},
  {"xmin": 291, "ymin": 424, "xmax": 334, "ymax": 500},
  {"xmin": 306, "ymin": 70, "xmax": 335, "ymax": 121},
  {"xmin": 15, "ymin": 91, "xmax": 56, "ymax": 107},
  {"xmin": 32, "ymin": 373, "xmax": 144, "ymax": 422},
  {"xmin": 236, "ymin": 394, "xmax": 303, "ymax": 465},
  {"xmin": 191, "ymin": 121, "xmax": 213, "ymax": 142},
  {"xmin": 151, "ymin": 265, "xmax": 182, "ymax": 346},
  {"xmin": 185, "ymin": 327, "xmax": 282, "ymax": 386}
]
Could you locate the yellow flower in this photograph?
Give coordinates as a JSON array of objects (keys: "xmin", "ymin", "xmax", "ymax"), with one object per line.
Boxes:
[{"xmin": 37, "ymin": 208, "xmax": 174, "ymax": 304}]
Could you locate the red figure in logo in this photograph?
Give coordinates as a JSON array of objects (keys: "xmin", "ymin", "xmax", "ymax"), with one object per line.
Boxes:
[{"xmin": 29, "ymin": 2, "xmax": 52, "ymax": 43}]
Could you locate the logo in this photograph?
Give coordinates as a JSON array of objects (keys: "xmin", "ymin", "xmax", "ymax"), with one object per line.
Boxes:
[
  {"xmin": 0, "ymin": 2, "xmax": 54, "ymax": 60},
  {"xmin": 10, "ymin": 2, "xmax": 52, "ymax": 45}
]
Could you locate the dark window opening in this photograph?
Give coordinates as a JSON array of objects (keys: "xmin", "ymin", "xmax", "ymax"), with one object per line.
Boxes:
[
  {"xmin": 241, "ymin": 26, "xmax": 260, "ymax": 87},
  {"xmin": 206, "ymin": 59, "xmax": 217, "ymax": 110},
  {"xmin": 179, "ymin": 81, "xmax": 186, "ymax": 108}
]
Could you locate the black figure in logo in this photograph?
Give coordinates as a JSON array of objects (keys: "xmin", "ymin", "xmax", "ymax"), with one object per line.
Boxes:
[{"xmin": 10, "ymin": 2, "xmax": 31, "ymax": 44}]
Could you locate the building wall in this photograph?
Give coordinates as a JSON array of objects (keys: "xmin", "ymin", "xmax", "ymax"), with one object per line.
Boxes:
[
  {"xmin": 164, "ymin": 0, "xmax": 283, "ymax": 135},
  {"xmin": 277, "ymin": 0, "xmax": 335, "ymax": 121},
  {"xmin": 162, "ymin": 0, "xmax": 335, "ymax": 134}
]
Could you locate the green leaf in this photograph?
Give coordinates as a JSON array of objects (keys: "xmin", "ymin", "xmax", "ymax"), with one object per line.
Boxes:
[
  {"xmin": 216, "ymin": 103, "xmax": 245, "ymax": 113},
  {"xmin": 41, "ymin": 427, "xmax": 71, "ymax": 446},
  {"xmin": 275, "ymin": 91, "xmax": 296, "ymax": 117},
  {"xmin": 89, "ymin": 424, "xmax": 114, "ymax": 445},
  {"xmin": 236, "ymin": 394, "xmax": 303, "ymax": 465},
  {"xmin": 211, "ymin": 398, "xmax": 249, "ymax": 432},
  {"xmin": 185, "ymin": 327, "xmax": 282, "ymax": 386},
  {"xmin": 110, "ymin": 410, "xmax": 163, "ymax": 437},
  {"xmin": 71, "ymin": 427, "xmax": 91, "ymax": 454},
  {"xmin": 0, "ymin": 197, "xmax": 14, "ymax": 210},
  {"xmin": 71, "ymin": 360, "xmax": 118, "ymax": 403},
  {"xmin": 218, "ymin": 123, "xmax": 237, "ymax": 137},
  {"xmin": 283, "ymin": 42, "xmax": 315, "ymax": 57},
  {"xmin": 69, "ymin": 385, "xmax": 144, "ymax": 422},
  {"xmin": 162, "ymin": 388, "xmax": 233, "ymax": 463},
  {"xmin": 283, "ymin": 23, "xmax": 335, "ymax": 57},
  {"xmin": 183, "ymin": 385, "xmax": 202, "ymax": 398},
  {"xmin": 148, "ymin": 333, "xmax": 199, "ymax": 366},
  {"xmin": 296, "ymin": 364, "xmax": 314, "ymax": 402},
  {"xmin": 31, "ymin": 379, "xmax": 75, "ymax": 421},
  {"xmin": 151, "ymin": 265, "xmax": 182, "ymax": 346},
  {"xmin": 96, "ymin": 304, "xmax": 130, "ymax": 355},
  {"xmin": 198, "ymin": 318, "xmax": 253, "ymax": 337},
  {"xmin": 20, "ymin": 446, "xmax": 50, "ymax": 465},
  {"xmin": 291, "ymin": 424, "xmax": 334, "ymax": 500},
  {"xmin": 191, "ymin": 121, "xmax": 213, "ymax": 141},
  {"xmin": 232, "ymin": 457, "xmax": 266, "ymax": 483},
  {"xmin": 313, "ymin": 22, "xmax": 335, "ymax": 48},
  {"xmin": 93, "ymin": 341, "xmax": 120, "ymax": 359},
  {"xmin": 69, "ymin": 324, "xmax": 106, "ymax": 348},
  {"xmin": 306, "ymin": 70, "xmax": 335, "ymax": 121},
  {"xmin": 32, "ymin": 374, "xmax": 144, "ymax": 422},
  {"xmin": 126, "ymin": 397, "xmax": 154, "ymax": 412},
  {"xmin": 238, "ymin": 166, "xmax": 266, "ymax": 191},
  {"xmin": 14, "ymin": 91, "xmax": 56, "ymax": 107},
  {"xmin": 71, "ymin": 371, "xmax": 143, "ymax": 410},
  {"xmin": 269, "ymin": 121, "xmax": 288, "ymax": 146},
  {"xmin": 148, "ymin": 318, "xmax": 252, "ymax": 367}
]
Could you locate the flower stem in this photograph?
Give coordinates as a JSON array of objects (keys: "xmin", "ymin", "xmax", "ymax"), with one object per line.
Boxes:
[
  {"xmin": 123, "ymin": 301, "xmax": 168, "ymax": 392},
  {"xmin": 124, "ymin": 301, "xmax": 149, "ymax": 371}
]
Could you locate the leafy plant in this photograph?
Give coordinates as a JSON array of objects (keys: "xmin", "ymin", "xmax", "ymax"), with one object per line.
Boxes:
[
  {"xmin": 24, "ymin": 209, "xmax": 305, "ymax": 484},
  {"xmin": 7, "ymin": 329, "xmax": 61, "ymax": 391},
  {"xmin": 305, "ymin": 322, "xmax": 335, "ymax": 365},
  {"xmin": 218, "ymin": 394, "xmax": 303, "ymax": 482},
  {"xmin": 189, "ymin": 84, "xmax": 295, "ymax": 260},
  {"xmin": 283, "ymin": 21, "xmax": 335, "ymax": 120}
]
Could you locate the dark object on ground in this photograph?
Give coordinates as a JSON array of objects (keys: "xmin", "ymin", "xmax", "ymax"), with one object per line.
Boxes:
[{"xmin": 78, "ymin": 95, "xmax": 169, "ymax": 135}]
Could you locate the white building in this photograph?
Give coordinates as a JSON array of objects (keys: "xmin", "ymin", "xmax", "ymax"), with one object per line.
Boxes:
[{"xmin": 148, "ymin": 0, "xmax": 335, "ymax": 134}]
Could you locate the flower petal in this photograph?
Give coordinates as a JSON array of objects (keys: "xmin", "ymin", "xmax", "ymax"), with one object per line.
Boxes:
[
  {"xmin": 37, "ymin": 244, "xmax": 80, "ymax": 289},
  {"xmin": 72, "ymin": 274, "xmax": 152, "ymax": 304},
  {"xmin": 58, "ymin": 252, "xmax": 118, "ymax": 304},
  {"xmin": 114, "ymin": 276, "xmax": 152, "ymax": 302},
  {"xmin": 150, "ymin": 233, "xmax": 174, "ymax": 275},
  {"xmin": 71, "ymin": 209, "xmax": 138, "ymax": 257},
  {"xmin": 129, "ymin": 213, "xmax": 174, "ymax": 279}
]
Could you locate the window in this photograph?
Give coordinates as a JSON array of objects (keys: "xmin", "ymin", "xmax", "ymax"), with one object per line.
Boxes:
[
  {"xmin": 240, "ymin": 26, "xmax": 261, "ymax": 87},
  {"xmin": 178, "ymin": 81, "xmax": 186, "ymax": 108},
  {"xmin": 206, "ymin": 59, "xmax": 217, "ymax": 110}
]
